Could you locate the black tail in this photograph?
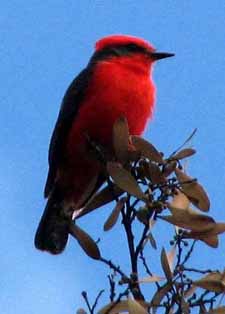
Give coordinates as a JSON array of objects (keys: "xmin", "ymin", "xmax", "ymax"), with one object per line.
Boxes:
[{"xmin": 34, "ymin": 191, "xmax": 71, "ymax": 254}]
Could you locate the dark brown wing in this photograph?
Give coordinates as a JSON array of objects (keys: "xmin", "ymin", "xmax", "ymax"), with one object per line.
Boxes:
[
  {"xmin": 43, "ymin": 45, "xmax": 125, "ymax": 198},
  {"xmin": 44, "ymin": 67, "xmax": 92, "ymax": 197}
]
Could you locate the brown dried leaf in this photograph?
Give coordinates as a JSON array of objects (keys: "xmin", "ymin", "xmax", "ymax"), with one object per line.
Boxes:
[
  {"xmin": 200, "ymin": 234, "xmax": 219, "ymax": 248},
  {"xmin": 184, "ymin": 222, "xmax": 225, "ymax": 248},
  {"xmin": 149, "ymin": 218, "xmax": 156, "ymax": 229},
  {"xmin": 170, "ymin": 129, "xmax": 197, "ymax": 159},
  {"xmin": 128, "ymin": 298, "xmax": 148, "ymax": 314},
  {"xmin": 161, "ymin": 248, "xmax": 173, "ymax": 281},
  {"xmin": 127, "ymin": 149, "xmax": 141, "ymax": 162},
  {"xmin": 131, "ymin": 135, "xmax": 164, "ymax": 163},
  {"xmin": 175, "ymin": 168, "xmax": 210, "ymax": 212},
  {"xmin": 107, "ymin": 162, "xmax": 146, "ymax": 200},
  {"xmin": 170, "ymin": 190, "xmax": 190, "ymax": 210},
  {"xmin": 184, "ymin": 285, "xmax": 197, "ymax": 299},
  {"xmin": 151, "ymin": 283, "xmax": 171, "ymax": 313},
  {"xmin": 99, "ymin": 300, "xmax": 149, "ymax": 314},
  {"xmin": 208, "ymin": 307, "xmax": 225, "ymax": 314},
  {"xmin": 113, "ymin": 116, "xmax": 129, "ymax": 163},
  {"xmin": 167, "ymin": 245, "xmax": 176, "ymax": 273},
  {"xmin": 164, "ymin": 205, "xmax": 215, "ymax": 232},
  {"xmin": 162, "ymin": 214, "xmax": 214, "ymax": 232},
  {"xmin": 183, "ymin": 230, "xmax": 219, "ymax": 248},
  {"xmin": 98, "ymin": 300, "xmax": 129, "ymax": 314},
  {"xmin": 146, "ymin": 162, "xmax": 166, "ymax": 184},
  {"xmin": 79, "ymin": 185, "xmax": 124, "ymax": 218},
  {"xmin": 171, "ymin": 148, "xmax": 196, "ymax": 160},
  {"xmin": 103, "ymin": 198, "xmax": 125, "ymax": 231},
  {"xmin": 136, "ymin": 207, "xmax": 149, "ymax": 225},
  {"xmin": 70, "ymin": 224, "xmax": 101, "ymax": 260},
  {"xmin": 193, "ymin": 272, "xmax": 225, "ymax": 293},
  {"xmin": 76, "ymin": 309, "xmax": 87, "ymax": 314},
  {"xmin": 211, "ymin": 223, "xmax": 225, "ymax": 235},
  {"xmin": 139, "ymin": 275, "xmax": 165, "ymax": 283},
  {"xmin": 184, "ymin": 223, "xmax": 225, "ymax": 238},
  {"xmin": 163, "ymin": 161, "xmax": 177, "ymax": 177},
  {"xmin": 148, "ymin": 232, "xmax": 157, "ymax": 250}
]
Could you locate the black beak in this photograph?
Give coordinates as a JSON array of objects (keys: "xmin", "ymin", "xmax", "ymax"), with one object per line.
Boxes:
[{"xmin": 150, "ymin": 51, "xmax": 175, "ymax": 61}]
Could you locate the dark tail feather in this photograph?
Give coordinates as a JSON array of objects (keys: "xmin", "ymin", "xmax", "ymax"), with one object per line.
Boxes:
[{"xmin": 34, "ymin": 191, "xmax": 70, "ymax": 254}]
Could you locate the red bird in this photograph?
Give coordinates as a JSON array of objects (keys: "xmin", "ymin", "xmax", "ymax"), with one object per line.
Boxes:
[{"xmin": 35, "ymin": 35, "xmax": 174, "ymax": 254}]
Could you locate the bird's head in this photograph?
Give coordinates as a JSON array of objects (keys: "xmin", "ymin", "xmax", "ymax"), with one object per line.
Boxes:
[{"xmin": 90, "ymin": 35, "xmax": 174, "ymax": 71}]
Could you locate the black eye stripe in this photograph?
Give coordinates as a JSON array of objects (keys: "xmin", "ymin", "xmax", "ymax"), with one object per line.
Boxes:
[
  {"xmin": 124, "ymin": 43, "xmax": 148, "ymax": 53},
  {"xmin": 89, "ymin": 44, "xmax": 149, "ymax": 64}
]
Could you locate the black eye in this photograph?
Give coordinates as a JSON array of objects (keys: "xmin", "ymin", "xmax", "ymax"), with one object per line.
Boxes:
[
  {"xmin": 123, "ymin": 43, "xmax": 148, "ymax": 54},
  {"xmin": 126, "ymin": 43, "xmax": 140, "ymax": 52},
  {"xmin": 126, "ymin": 43, "xmax": 136, "ymax": 48},
  {"xmin": 110, "ymin": 47, "xmax": 125, "ymax": 56}
]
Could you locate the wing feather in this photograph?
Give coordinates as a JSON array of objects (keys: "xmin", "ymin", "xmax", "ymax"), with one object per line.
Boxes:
[{"xmin": 44, "ymin": 67, "xmax": 92, "ymax": 197}]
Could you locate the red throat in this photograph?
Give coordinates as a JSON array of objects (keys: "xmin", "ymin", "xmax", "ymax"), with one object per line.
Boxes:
[{"xmin": 66, "ymin": 56, "xmax": 155, "ymax": 160}]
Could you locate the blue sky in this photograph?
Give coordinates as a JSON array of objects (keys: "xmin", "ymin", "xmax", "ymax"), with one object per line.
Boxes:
[{"xmin": 1, "ymin": 1, "xmax": 225, "ymax": 313}]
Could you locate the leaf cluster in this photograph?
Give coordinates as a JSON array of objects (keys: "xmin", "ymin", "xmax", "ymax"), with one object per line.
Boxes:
[{"xmin": 72, "ymin": 117, "xmax": 225, "ymax": 314}]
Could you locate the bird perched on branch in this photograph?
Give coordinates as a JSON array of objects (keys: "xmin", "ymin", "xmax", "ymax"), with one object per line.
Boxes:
[{"xmin": 35, "ymin": 34, "xmax": 174, "ymax": 254}]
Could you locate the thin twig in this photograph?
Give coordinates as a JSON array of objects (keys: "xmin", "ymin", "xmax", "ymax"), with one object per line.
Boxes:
[
  {"xmin": 174, "ymin": 236, "xmax": 182, "ymax": 271},
  {"xmin": 99, "ymin": 257, "xmax": 129, "ymax": 281},
  {"xmin": 181, "ymin": 240, "xmax": 196, "ymax": 266},
  {"xmin": 91, "ymin": 290, "xmax": 105, "ymax": 313},
  {"xmin": 105, "ymin": 288, "xmax": 130, "ymax": 314},
  {"xmin": 183, "ymin": 267, "xmax": 214, "ymax": 274},
  {"xmin": 108, "ymin": 274, "xmax": 116, "ymax": 302},
  {"xmin": 139, "ymin": 250, "xmax": 160, "ymax": 289},
  {"xmin": 81, "ymin": 291, "xmax": 93, "ymax": 314},
  {"xmin": 121, "ymin": 206, "xmax": 136, "ymax": 273},
  {"xmin": 135, "ymin": 224, "xmax": 149, "ymax": 259},
  {"xmin": 121, "ymin": 201, "xmax": 144, "ymax": 300},
  {"xmin": 169, "ymin": 128, "xmax": 197, "ymax": 158}
]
